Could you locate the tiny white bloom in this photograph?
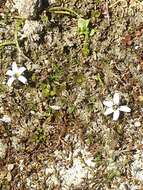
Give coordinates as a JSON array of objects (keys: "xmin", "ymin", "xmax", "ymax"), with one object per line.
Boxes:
[
  {"xmin": 6, "ymin": 62, "xmax": 27, "ymax": 87},
  {"xmin": 103, "ymin": 92, "xmax": 131, "ymax": 121}
]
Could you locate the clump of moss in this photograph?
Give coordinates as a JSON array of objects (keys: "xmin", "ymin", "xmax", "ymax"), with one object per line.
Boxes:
[{"xmin": 32, "ymin": 127, "xmax": 46, "ymax": 143}]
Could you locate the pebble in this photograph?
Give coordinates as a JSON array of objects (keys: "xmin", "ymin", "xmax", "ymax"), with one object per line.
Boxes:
[{"xmin": 134, "ymin": 121, "xmax": 141, "ymax": 127}]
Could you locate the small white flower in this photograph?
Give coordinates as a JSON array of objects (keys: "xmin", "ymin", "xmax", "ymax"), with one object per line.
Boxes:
[
  {"xmin": 6, "ymin": 62, "xmax": 27, "ymax": 87},
  {"xmin": 103, "ymin": 92, "xmax": 131, "ymax": 121}
]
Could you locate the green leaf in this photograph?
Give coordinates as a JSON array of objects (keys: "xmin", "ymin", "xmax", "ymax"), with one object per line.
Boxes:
[
  {"xmin": 90, "ymin": 29, "xmax": 97, "ymax": 36},
  {"xmin": 78, "ymin": 18, "xmax": 90, "ymax": 36}
]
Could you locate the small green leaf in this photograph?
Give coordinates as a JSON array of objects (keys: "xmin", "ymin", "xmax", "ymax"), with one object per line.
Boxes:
[
  {"xmin": 82, "ymin": 42, "xmax": 90, "ymax": 57},
  {"xmin": 90, "ymin": 29, "xmax": 97, "ymax": 36},
  {"xmin": 78, "ymin": 18, "xmax": 90, "ymax": 36}
]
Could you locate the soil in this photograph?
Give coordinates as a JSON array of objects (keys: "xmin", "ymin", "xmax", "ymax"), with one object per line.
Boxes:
[{"xmin": 0, "ymin": 0, "xmax": 143, "ymax": 189}]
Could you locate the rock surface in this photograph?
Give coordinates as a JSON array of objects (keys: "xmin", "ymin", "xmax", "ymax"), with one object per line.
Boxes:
[
  {"xmin": 12, "ymin": 0, "xmax": 48, "ymax": 19},
  {"xmin": 20, "ymin": 20, "xmax": 43, "ymax": 41},
  {"xmin": 0, "ymin": 140, "xmax": 7, "ymax": 159}
]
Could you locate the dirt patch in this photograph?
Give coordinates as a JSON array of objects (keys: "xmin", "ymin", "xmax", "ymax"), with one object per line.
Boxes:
[{"xmin": 0, "ymin": 0, "xmax": 143, "ymax": 189}]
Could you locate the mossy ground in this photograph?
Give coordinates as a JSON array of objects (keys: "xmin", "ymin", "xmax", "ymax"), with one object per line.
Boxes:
[{"xmin": 0, "ymin": 0, "xmax": 143, "ymax": 189}]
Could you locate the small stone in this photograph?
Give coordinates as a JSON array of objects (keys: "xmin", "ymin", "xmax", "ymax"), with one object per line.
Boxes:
[
  {"xmin": 49, "ymin": 105, "xmax": 61, "ymax": 110},
  {"xmin": 7, "ymin": 164, "xmax": 14, "ymax": 171},
  {"xmin": 134, "ymin": 121, "xmax": 141, "ymax": 127}
]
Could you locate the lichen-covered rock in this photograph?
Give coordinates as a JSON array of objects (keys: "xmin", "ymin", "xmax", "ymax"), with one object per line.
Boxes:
[
  {"xmin": 12, "ymin": 0, "xmax": 46, "ymax": 19},
  {"xmin": 131, "ymin": 149, "xmax": 143, "ymax": 182},
  {"xmin": 48, "ymin": 0, "xmax": 56, "ymax": 5},
  {"xmin": 0, "ymin": 140, "xmax": 7, "ymax": 159},
  {"xmin": 20, "ymin": 20, "xmax": 43, "ymax": 41}
]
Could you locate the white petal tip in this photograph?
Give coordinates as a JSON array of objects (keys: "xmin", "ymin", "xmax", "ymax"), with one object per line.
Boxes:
[
  {"xmin": 7, "ymin": 77, "xmax": 15, "ymax": 87},
  {"xmin": 113, "ymin": 110, "xmax": 120, "ymax": 121},
  {"xmin": 103, "ymin": 100, "xmax": 113, "ymax": 108},
  {"xmin": 12, "ymin": 62, "xmax": 18, "ymax": 73},
  {"xmin": 113, "ymin": 92, "xmax": 120, "ymax": 105},
  {"xmin": 18, "ymin": 67, "xmax": 26, "ymax": 74},
  {"xmin": 18, "ymin": 76, "xmax": 27, "ymax": 84},
  {"xmin": 119, "ymin": 106, "xmax": 131, "ymax": 112},
  {"xmin": 6, "ymin": 70, "xmax": 13, "ymax": 76}
]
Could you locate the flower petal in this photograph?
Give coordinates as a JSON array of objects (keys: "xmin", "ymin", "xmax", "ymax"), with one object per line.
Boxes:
[
  {"xmin": 18, "ymin": 76, "xmax": 27, "ymax": 84},
  {"xmin": 104, "ymin": 108, "xmax": 114, "ymax": 116},
  {"xmin": 113, "ymin": 109, "xmax": 120, "ymax": 121},
  {"xmin": 113, "ymin": 92, "xmax": 120, "ymax": 105},
  {"xmin": 18, "ymin": 67, "xmax": 26, "ymax": 75},
  {"xmin": 6, "ymin": 70, "xmax": 13, "ymax": 76},
  {"xmin": 119, "ymin": 105, "xmax": 131, "ymax": 112},
  {"xmin": 12, "ymin": 62, "xmax": 18, "ymax": 73},
  {"xmin": 103, "ymin": 100, "xmax": 113, "ymax": 108},
  {"xmin": 7, "ymin": 77, "xmax": 15, "ymax": 86}
]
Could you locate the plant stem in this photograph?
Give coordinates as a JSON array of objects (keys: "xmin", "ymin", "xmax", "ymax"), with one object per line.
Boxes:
[
  {"xmin": 48, "ymin": 7, "xmax": 81, "ymax": 18},
  {"xmin": 0, "ymin": 41, "xmax": 16, "ymax": 48},
  {"xmin": 14, "ymin": 20, "xmax": 32, "ymax": 62}
]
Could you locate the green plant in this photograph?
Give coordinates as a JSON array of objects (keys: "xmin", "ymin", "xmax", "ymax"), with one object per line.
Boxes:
[
  {"xmin": 33, "ymin": 127, "xmax": 46, "ymax": 143},
  {"xmin": 77, "ymin": 18, "xmax": 90, "ymax": 56},
  {"xmin": 48, "ymin": 7, "xmax": 94, "ymax": 57}
]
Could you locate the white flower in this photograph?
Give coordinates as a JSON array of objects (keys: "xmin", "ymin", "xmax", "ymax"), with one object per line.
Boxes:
[
  {"xmin": 103, "ymin": 92, "xmax": 131, "ymax": 121},
  {"xmin": 6, "ymin": 62, "xmax": 27, "ymax": 87}
]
